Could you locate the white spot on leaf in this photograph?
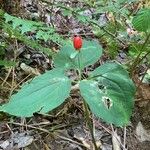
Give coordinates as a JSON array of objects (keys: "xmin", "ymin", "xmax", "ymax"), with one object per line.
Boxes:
[{"xmin": 102, "ymin": 96, "xmax": 113, "ymax": 109}]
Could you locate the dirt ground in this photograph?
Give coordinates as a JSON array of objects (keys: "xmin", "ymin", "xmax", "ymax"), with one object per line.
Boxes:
[{"xmin": 0, "ymin": 0, "xmax": 150, "ymax": 149}]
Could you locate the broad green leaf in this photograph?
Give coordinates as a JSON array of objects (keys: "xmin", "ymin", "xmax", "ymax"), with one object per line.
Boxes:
[
  {"xmin": 79, "ymin": 62, "xmax": 135, "ymax": 126},
  {"xmin": 0, "ymin": 68, "xmax": 71, "ymax": 117},
  {"xmin": 132, "ymin": 8, "xmax": 150, "ymax": 32},
  {"xmin": 54, "ymin": 40, "xmax": 102, "ymax": 70}
]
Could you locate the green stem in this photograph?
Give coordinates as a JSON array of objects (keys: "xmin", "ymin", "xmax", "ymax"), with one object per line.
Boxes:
[
  {"xmin": 89, "ymin": 20, "xmax": 126, "ymax": 46},
  {"xmin": 137, "ymin": 66, "xmax": 149, "ymax": 89},
  {"xmin": 83, "ymin": 100, "xmax": 99, "ymax": 150},
  {"xmin": 130, "ymin": 33, "xmax": 150, "ymax": 76},
  {"xmin": 78, "ymin": 51, "xmax": 82, "ymax": 80},
  {"xmin": 77, "ymin": 51, "xmax": 98, "ymax": 150}
]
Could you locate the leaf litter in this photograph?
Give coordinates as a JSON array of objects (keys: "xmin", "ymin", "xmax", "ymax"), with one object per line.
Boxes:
[{"xmin": 0, "ymin": 0, "xmax": 150, "ymax": 150}]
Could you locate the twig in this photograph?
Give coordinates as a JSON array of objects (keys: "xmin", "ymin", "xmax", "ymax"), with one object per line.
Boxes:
[
  {"xmin": 5, "ymin": 123, "xmax": 13, "ymax": 134},
  {"xmin": 8, "ymin": 122, "xmax": 88, "ymax": 149},
  {"xmin": 0, "ymin": 77, "xmax": 11, "ymax": 87},
  {"xmin": 95, "ymin": 119, "xmax": 112, "ymax": 134},
  {"xmin": 1, "ymin": 67, "xmax": 12, "ymax": 86},
  {"xmin": 123, "ymin": 126, "xmax": 127, "ymax": 150},
  {"xmin": 89, "ymin": 20, "xmax": 126, "ymax": 46},
  {"xmin": 111, "ymin": 124, "xmax": 127, "ymax": 150},
  {"xmin": 50, "ymin": 0, "xmax": 55, "ymax": 28},
  {"xmin": 54, "ymin": 133, "xmax": 88, "ymax": 149},
  {"xmin": 0, "ymin": 130, "xmax": 10, "ymax": 134},
  {"xmin": 9, "ymin": 73, "xmax": 32, "ymax": 97},
  {"xmin": 8, "ymin": 122, "xmax": 51, "ymax": 134}
]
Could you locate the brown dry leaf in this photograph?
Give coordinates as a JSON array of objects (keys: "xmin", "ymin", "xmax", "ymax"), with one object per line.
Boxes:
[
  {"xmin": 20, "ymin": 63, "xmax": 40, "ymax": 76},
  {"xmin": 138, "ymin": 83, "xmax": 150, "ymax": 101},
  {"xmin": 134, "ymin": 74, "xmax": 150, "ymax": 106},
  {"xmin": 0, "ymin": 132, "xmax": 33, "ymax": 149}
]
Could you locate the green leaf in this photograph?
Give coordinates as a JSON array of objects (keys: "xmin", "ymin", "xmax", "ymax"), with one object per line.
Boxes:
[
  {"xmin": 0, "ymin": 68, "xmax": 71, "ymax": 117},
  {"xmin": 79, "ymin": 62, "xmax": 135, "ymax": 126},
  {"xmin": 36, "ymin": 30, "xmax": 49, "ymax": 42},
  {"xmin": 76, "ymin": 15, "xmax": 88, "ymax": 23},
  {"xmin": 0, "ymin": 45, "xmax": 6, "ymax": 55},
  {"xmin": 132, "ymin": 8, "xmax": 150, "ymax": 32},
  {"xmin": 20, "ymin": 21, "xmax": 36, "ymax": 34},
  {"xmin": 3, "ymin": 13, "xmax": 64, "ymax": 45},
  {"xmin": 0, "ymin": 60, "xmax": 16, "ymax": 67},
  {"xmin": 4, "ymin": 13, "xmax": 14, "ymax": 23},
  {"xmin": 12, "ymin": 18, "xmax": 24, "ymax": 29},
  {"xmin": 3, "ymin": 23, "xmax": 54, "ymax": 56},
  {"xmin": 62, "ymin": 9, "xmax": 72, "ymax": 16},
  {"xmin": 54, "ymin": 40, "xmax": 103, "ymax": 70}
]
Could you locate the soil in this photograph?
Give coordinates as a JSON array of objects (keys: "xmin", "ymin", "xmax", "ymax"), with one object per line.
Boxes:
[{"xmin": 0, "ymin": 0, "xmax": 150, "ymax": 149}]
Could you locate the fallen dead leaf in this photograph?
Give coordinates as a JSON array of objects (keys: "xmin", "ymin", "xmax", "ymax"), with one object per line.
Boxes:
[{"xmin": 136, "ymin": 121, "xmax": 150, "ymax": 142}]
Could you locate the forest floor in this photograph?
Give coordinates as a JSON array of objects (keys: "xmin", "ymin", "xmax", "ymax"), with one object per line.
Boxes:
[{"xmin": 0, "ymin": 0, "xmax": 150, "ymax": 150}]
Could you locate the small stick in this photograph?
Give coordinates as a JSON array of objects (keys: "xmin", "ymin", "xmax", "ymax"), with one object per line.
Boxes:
[{"xmin": 123, "ymin": 126, "xmax": 127, "ymax": 150}]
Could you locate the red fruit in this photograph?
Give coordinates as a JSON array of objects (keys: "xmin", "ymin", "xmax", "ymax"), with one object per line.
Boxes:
[{"xmin": 73, "ymin": 36, "xmax": 82, "ymax": 50}]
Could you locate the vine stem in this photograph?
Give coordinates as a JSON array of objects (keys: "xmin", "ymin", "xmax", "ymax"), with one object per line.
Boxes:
[
  {"xmin": 78, "ymin": 51, "xmax": 82, "ymax": 80},
  {"xmin": 130, "ymin": 33, "xmax": 150, "ymax": 76},
  {"xmin": 83, "ymin": 100, "xmax": 99, "ymax": 150},
  {"xmin": 137, "ymin": 66, "xmax": 149, "ymax": 89}
]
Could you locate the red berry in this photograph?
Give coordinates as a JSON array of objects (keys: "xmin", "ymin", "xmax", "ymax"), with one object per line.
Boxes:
[{"xmin": 73, "ymin": 36, "xmax": 82, "ymax": 50}]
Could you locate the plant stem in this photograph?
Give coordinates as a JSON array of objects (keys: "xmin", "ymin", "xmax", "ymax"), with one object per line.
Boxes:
[
  {"xmin": 89, "ymin": 20, "xmax": 126, "ymax": 46},
  {"xmin": 129, "ymin": 33, "xmax": 150, "ymax": 76},
  {"xmin": 77, "ymin": 51, "xmax": 98, "ymax": 150},
  {"xmin": 78, "ymin": 51, "xmax": 82, "ymax": 80},
  {"xmin": 83, "ymin": 100, "xmax": 99, "ymax": 150},
  {"xmin": 137, "ymin": 66, "xmax": 149, "ymax": 89}
]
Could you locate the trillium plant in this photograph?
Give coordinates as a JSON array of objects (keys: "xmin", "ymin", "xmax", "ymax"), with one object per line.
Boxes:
[{"xmin": 0, "ymin": 36, "xmax": 135, "ymax": 127}]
